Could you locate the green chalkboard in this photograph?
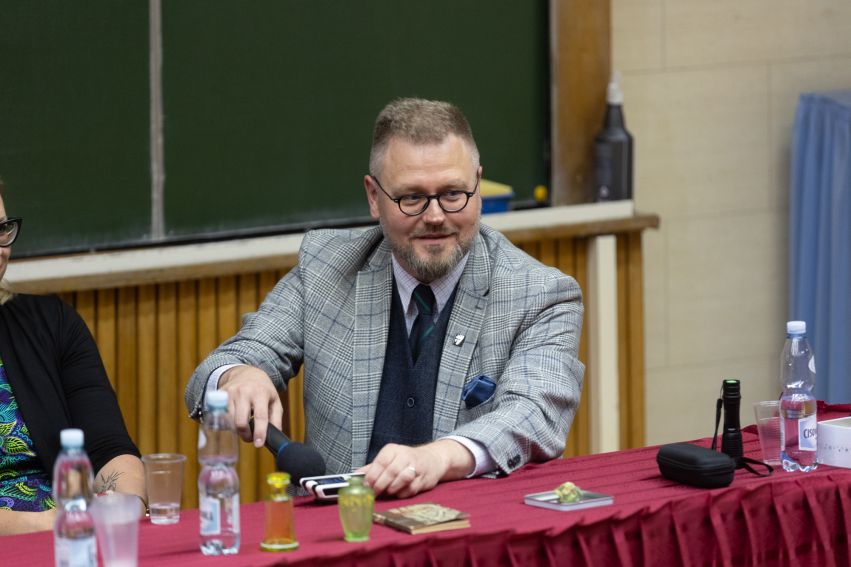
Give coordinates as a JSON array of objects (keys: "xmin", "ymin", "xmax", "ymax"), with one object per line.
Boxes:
[
  {"xmin": 1, "ymin": 1, "xmax": 549, "ymax": 257},
  {"xmin": 0, "ymin": 0, "xmax": 151, "ymax": 257}
]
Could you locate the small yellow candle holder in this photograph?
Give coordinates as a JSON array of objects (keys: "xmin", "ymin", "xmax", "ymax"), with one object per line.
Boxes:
[
  {"xmin": 260, "ymin": 472, "xmax": 299, "ymax": 552},
  {"xmin": 337, "ymin": 476, "xmax": 375, "ymax": 542}
]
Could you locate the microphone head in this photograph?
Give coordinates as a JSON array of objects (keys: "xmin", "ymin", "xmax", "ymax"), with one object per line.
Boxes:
[{"xmin": 276, "ymin": 442, "xmax": 326, "ymax": 484}]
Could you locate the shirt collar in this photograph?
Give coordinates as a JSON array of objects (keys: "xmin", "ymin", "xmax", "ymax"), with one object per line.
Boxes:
[{"xmin": 392, "ymin": 253, "xmax": 469, "ymax": 317}]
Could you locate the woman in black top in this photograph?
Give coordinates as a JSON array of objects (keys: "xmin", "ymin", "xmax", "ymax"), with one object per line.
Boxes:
[{"xmin": 0, "ymin": 187, "xmax": 144, "ymax": 534}]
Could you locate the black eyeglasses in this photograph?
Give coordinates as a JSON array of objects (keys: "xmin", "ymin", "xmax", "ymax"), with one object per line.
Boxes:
[
  {"xmin": 370, "ymin": 175, "xmax": 479, "ymax": 216},
  {"xmin": 0, "ymin": 218, "xmax": 21, "ymax": 247}
]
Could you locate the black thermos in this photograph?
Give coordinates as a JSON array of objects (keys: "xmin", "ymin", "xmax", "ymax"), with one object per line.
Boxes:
[{"xmin": 594, "ymin": 73, "xmax": 633, "ymax": 202}]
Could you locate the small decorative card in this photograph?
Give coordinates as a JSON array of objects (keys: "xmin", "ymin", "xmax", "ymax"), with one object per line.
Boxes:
[
  {"xmin": 373, "ymin": 503, "xmax": 470, "ymax": 535},
  {"xmin": 524, "ymin": 489, "xmax": 613, "ymax": 512}
]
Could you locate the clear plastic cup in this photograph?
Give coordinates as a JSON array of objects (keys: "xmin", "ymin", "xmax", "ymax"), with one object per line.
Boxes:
[
  {"xmin": 90, "ymin": 492, "xmax": 143, "ymax": 567},
  {"xmin": 141, "ymin": 453, "xmax": 186, "ymax": 525},
  {"xmin": 753, "ymin": 400, "xmax": 782, "ymax": 466}
]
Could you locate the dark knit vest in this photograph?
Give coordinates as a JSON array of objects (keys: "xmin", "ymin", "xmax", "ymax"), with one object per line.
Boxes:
[{"xmin": 366, "ymin": 284, "xmax": 457, "ymax": 462}]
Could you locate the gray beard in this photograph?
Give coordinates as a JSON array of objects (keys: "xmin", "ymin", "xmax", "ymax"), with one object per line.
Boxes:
[{"xmin": 381, "ymin": 221, "xmax": 474, "ymax": 282}]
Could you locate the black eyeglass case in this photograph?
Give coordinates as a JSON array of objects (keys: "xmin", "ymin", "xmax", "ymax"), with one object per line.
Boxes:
[{"xmin": 656, "ymin": 443, "xmax": 736, "ymax": 488}]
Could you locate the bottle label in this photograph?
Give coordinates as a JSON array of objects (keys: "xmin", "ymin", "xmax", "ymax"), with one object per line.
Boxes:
[
  {"xmin": 55, "ymin": 535, "xmax": 96, "ymax": 567},
  {"xmin": 799, "ymin": 413, "xmax": 817, "ymax": 451},
  {"xmin": 200, "ymin": 496, "xmax": 221, "ymax": 535}
]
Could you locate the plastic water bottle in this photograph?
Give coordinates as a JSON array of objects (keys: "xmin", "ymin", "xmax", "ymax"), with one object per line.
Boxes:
[
  {"xmin": 594, "ymin": 71, "xmax": 633, "ymax": 202},
  {"xmin": 53, "ymin": 428, "xmax": 97, "ymax": 567},
  {"xmin": 779, "ymin": 320, "xmax": 818, "ymax": 472},
  {"xmin": 198, "ymin": 390, "xmax": 240, "ymax": 555}
]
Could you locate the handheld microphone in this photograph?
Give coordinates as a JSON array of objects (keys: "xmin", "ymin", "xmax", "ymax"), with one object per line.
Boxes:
[{"xmin": 262, "ymin": 422, "xmax": 326, "ymax": 484}]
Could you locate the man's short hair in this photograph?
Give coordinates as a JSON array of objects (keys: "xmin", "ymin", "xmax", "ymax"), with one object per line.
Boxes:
[{"xmin": 369, "ymin": 98, "xmax": 480, "ymax": 177}]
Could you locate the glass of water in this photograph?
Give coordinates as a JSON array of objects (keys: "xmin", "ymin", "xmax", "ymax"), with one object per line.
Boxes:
[{"xmin": 141, "ymin": 453, "xmax": 187, "ymax": 525}]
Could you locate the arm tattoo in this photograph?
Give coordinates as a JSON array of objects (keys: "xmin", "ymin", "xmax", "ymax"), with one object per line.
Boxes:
[{"xmin": 94, "ymin": 470, "xmax": 123, "ymax": 494}]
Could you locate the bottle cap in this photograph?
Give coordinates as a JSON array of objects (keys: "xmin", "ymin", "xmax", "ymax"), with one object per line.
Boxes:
[
  {"xmin": 60, "ymin": 428, "xmax": 84, "ymax": 448},
  {"xmin": 205, "ymin": 390, "xmax": 229, "ymax": 410},
  {"xmin": 607, "ymin": 71, "xmax": 624, "ymax": 105},
  {"xmin": 786, "ymin": 320, "xmax": 806, "ymax": 335}
]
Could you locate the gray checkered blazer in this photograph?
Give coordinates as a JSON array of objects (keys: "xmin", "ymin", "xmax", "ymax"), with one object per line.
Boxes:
[{"xmin": 185, "ymin": 224, "xmax": 584, "ymax": 475}]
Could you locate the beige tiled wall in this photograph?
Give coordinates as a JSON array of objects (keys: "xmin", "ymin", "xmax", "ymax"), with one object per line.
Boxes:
[{"xmin": 612, "ymin": 0, "xmax": 851, "ymax": 444}]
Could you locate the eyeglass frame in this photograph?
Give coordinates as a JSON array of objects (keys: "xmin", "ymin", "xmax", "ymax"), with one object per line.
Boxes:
[
  {"xmin": 0, "ymin": 218, "xmax": 22, "ymax": 248},
  {"xmin": 369, "ymin": 174, "xmax": 480, "ymax": 217}
]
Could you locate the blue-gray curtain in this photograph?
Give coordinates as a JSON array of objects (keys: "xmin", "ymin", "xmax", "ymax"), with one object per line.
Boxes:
[{"xmin": 790, "ymin": 90, "xmax": 851, "ymax": 402}]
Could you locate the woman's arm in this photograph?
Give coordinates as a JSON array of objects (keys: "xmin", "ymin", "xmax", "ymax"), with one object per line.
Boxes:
[
  {"xmin": 0, "ymin": 508, "xmax": 55, "ymax": 535},
  {"xmin": 94, "ymin": 454, "xmax": 147, "ymax": 514}
]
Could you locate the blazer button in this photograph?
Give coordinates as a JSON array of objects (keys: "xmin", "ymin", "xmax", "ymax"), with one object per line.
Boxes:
[
  {"xmin": 507, "ymin": 455, "xmax": 520, "ymax": 468},
  {"xmin": 406, "ymin": 396, "xmax": 416, "ymax": 408}
]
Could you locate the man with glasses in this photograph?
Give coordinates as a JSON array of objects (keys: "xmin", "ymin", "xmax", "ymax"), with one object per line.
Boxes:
[{"xmin": 186, "ymin": 98, "xmax": 584, "ymax": 498}]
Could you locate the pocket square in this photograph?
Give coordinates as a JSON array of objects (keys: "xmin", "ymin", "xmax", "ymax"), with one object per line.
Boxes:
[{"xmin": 462, "ymin": 375, "xmax": 496, "ymax": 409}]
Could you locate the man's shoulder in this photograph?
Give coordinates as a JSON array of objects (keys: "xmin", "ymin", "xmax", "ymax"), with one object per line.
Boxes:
[
  {"xmin": 301, "ymin": 226, "xmax": 381, "ymax": 253},
  {"xmin": 298, "ymin": 225, "xmax": 386, "ymax": 272}
]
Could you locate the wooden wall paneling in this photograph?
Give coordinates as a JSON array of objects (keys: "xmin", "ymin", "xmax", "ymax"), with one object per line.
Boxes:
[
  {"xmin": 236, "ymin": 273, "xmax": 259, "ymax": 503},
  {"xmin": 76, "ymin": 290, "xmax": 96, "ymax": 338},
  {"xmin": 625, "ymin": 232, "xmax": 645, "ymax": 448},
  {"xmin": 517, "ymin": 240, "xmax": 539, "ymax": 258},
  {"xmin": 538, "ymin": 238, "xmax": 557, "ymax": 268},
  {"xmin": 96, "ymin": 289, "xmax": 117, "ymax": 389},
  {"xmin": 177, "ymin": 280, "xmax": 200, "ymax": 508},
  {"xmin": 216, "ymin": 276, "xmax": 238, "ymax": 342},
  {"xmin": 288, "ymin": 372, "xmax": 305, "ymax": 442},
  {"xmin": 614, "ymin": 232, "xmax": 646, "ymax": 449},
  {"xmin": 197, "ymin": 278, "xmax": 218, "ymax": 370},
  {"xmin": 116, "ymin": 287, "xmax": 139, "ymax": 440},
  {"xmin": 156, "ymin": 283, "xmax": 178, "ymax": 453},
  {"xmin": 136, "ymin": 284, "xmax": 157, "ymax": 455}
]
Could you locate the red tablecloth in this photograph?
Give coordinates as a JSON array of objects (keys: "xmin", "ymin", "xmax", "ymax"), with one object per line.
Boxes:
[{"xmin": 9, "ymin": 402, "xmax": 851, "ymax": 566}]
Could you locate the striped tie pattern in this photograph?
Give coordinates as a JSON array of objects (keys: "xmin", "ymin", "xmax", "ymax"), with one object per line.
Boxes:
[{"xmin": 409, "ymin": 284, "xmax": 436, "ymax": 362}]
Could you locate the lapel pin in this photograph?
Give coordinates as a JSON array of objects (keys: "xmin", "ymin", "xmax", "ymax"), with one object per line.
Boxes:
[{"xmin": 453, "ymin": 334, "xmax": 465, "ymax": 347}]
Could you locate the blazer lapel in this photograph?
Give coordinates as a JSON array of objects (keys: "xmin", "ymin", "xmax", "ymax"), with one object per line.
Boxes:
[
  {"xmin": 350, "ymin": 241, "xmax": 394, "ymax": 468},
  {"xmin": 432, "ymin": 232, "xmax": 490, "ymax": 438}
]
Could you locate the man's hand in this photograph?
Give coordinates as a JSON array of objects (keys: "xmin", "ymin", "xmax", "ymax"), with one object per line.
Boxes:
[
  {"xmin": 218, "ymin": 365, "xmax": 283, "ymax": 448},
  {"xmin": 357, "ymin": 439, "xmax": 475, "ymax": 499}
]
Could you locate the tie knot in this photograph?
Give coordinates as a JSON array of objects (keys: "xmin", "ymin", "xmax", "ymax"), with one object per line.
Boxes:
[{"xmin": 412, "ymin": 284, "xmax": 436, "ymax": 317}]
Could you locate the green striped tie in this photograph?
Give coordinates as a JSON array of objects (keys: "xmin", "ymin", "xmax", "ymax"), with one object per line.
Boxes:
[{"xmin": 409, "ymin": 284, "xmax": 436, "ymax": 362}]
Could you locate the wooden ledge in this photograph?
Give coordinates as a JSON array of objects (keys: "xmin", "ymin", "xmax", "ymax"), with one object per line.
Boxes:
[{"xmin": 8, "ymin": 202, "xmax": 658, "ymax": 294}]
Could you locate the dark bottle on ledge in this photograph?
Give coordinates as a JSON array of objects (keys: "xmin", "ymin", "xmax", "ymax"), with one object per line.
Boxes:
[{"xmin": 594, "ymin": 73, "xmax": 633, "ymax": 201}]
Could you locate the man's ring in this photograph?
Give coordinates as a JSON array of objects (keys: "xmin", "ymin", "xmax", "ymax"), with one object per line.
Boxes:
[{"xmin": 406, "ymin": 465, "xmax": 416, "ymax": 475}]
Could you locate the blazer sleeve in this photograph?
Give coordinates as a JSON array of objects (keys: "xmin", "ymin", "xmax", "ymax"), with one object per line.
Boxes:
[
  {"xmin": 56, "ymin": 299, "xmax": 140, "ymax": 473},
  {"xmin": 450, "ymin": 271, "xmax": 585, "ymax": 474}
]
